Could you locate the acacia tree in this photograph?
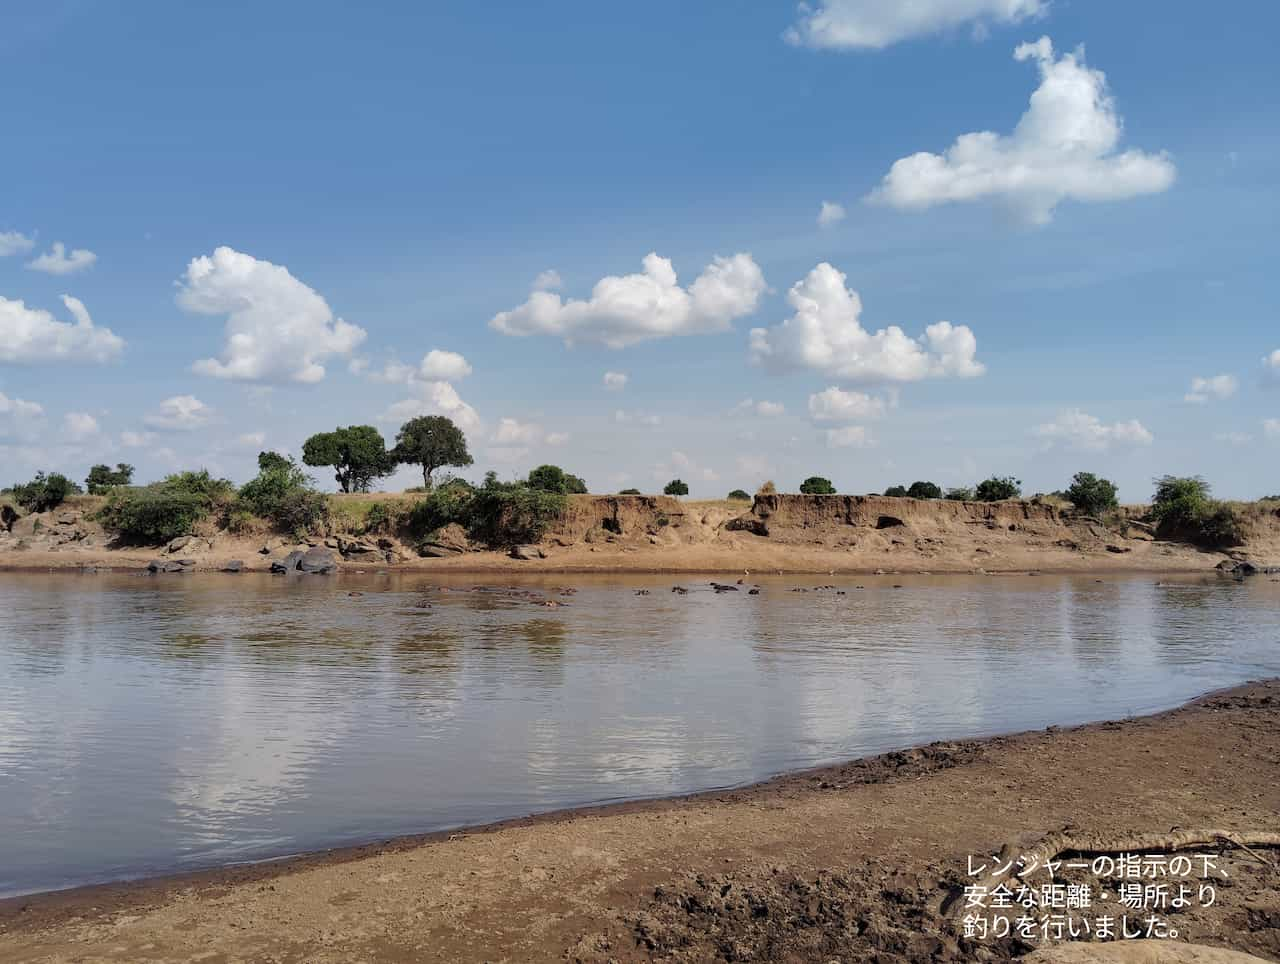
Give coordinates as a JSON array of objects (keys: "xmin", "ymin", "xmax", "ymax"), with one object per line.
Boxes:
[
  {"xmin": 302, "ymin": 425, "xmax": 394, "ymax": 493},
  {"xmin": 85, "ymin": 463, "xmax": 135, "ymax": 494},
  {"xmin": 392, "ymin": 415, "xmax": 473, "ymax": 489}
]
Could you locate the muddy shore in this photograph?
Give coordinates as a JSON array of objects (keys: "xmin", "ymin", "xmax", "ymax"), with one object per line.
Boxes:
[{"xmin": 2, "ymin": 681, "xmax": 1277, "ymax": 962}]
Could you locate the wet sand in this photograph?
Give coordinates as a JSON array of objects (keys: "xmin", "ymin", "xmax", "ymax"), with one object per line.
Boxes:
[{"xmin": 2, "ymin": 681, "xmax": 1277, "ymax": 962}]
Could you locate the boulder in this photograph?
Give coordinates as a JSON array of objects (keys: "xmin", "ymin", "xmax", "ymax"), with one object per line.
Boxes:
[
  {"xmin": 299, "ymin": 547, "xmax": 337, "ymax": 574},
  {"xmin": 725, "ymin": 517, "xmax": 769, "ymax": 537},
  {"xmin": 148, "ymin": 559, "xmax": 193, "ymax": 573},
  {"xmin": 221, "ymin": 560, "xmax": 244, "ymax": 573},
  {"xmin": 270, "ymin": 549, "xmax": 306, "ymax": 574},
  {"xmin": 510, "ymin": 545, "xmax": 545, "ymax": 560},
  {"xmin": 167, "ymin": 535, "xmax": 195, "ymax": 554}
]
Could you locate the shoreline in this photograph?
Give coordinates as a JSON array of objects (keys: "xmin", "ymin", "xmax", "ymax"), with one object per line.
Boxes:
[{"xmin": 4, "ymin": 679, "xmax": 1278, "ymax": 961}]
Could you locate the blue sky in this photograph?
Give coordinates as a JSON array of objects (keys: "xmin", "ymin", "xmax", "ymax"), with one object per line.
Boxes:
[{"xmin": 2, "ymin": 0, "xmax": 1277, "ymax": 500}]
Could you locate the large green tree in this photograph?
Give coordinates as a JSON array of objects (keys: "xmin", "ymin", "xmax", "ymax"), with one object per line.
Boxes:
[
  {"xmin": 906, "ymin": 481, "xmax": 942, "ymax": 500},
  {"xmin": 663, "ymin": 479, "xmax": 689, "ymax": 496},
  {"xmin": 302, "ymin": 425, "xmax": 394, "ymax": 493},
  {"xmin": 1065, "ymin": 472, "xmax": 1119, "ymax": 515},
  {"xmin": 85, "ymin": 463, "xmax": 135, "ymax": 494},
  {"xmin": 800, "ymin": 476, "xmax": 836, "ymax": 495},
  {"xmin": 392, "ymin": 415, "xmax": 473, "ymax": 489}
]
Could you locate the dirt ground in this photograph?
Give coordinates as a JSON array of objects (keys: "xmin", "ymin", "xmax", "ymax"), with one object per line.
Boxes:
[{"xmin": 2, "ymin": 682, "xmax": 1277, "ymax": 963}]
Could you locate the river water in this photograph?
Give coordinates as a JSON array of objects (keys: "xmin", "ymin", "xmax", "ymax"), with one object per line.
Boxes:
[{"xmin": 2, "ymin": 570, "xmax": 1277, "ymax": 897}]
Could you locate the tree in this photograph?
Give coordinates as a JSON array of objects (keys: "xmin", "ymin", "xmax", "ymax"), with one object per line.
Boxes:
[
  {"xmin": 619, "ymin": 488, "xmax": 642, "ymax": 495},
  {"xmin": 527, "ymin": 464, "xmax": 570, "ymax": 493},
  {"xmin": 392, "ymin": 415, "xmax": 473, "ymax": 489},
  {"xmin": 256, "ymin": 451, "xmax": 292, "ymax": 474},
  {"xmin": 1065, "ymin": 472, "xmax": 1119, "ymax": 515},
  {"xmin": 303, "ymin": 425, "xmax": 394, "ymax": 493},
  {"xmin": 945, "ymin": 486, "xmax": 975, "ymax": 501},
  {"xmin": 10, "ymin": 472, "xmax": 82, "ymax": 512},
  {"xmin": 975, "ymin": 476, "xmax": 1021, "ymax": 502},
  {"xmin": 883, "ymin": 484, "xmax": 908, "ymax": 498},
  {"xmin": 664, "ymin": 479, "xmax": 689, "ymax": 496},
  {"xmin": 565, "ymin": 474, "xmax": 588, "ymax": 494},
  {"xmin": 85, "ymin": 463, "xmax": 134, "ymax": 494},
  {"xmin": 727, "ymin": 489, "xmax": 751, "ymax": 500},
  {"xmin": 906, "ymin": 481, "xmax": 942, "ymax": 500},
  {"xmin": 800, "ymin": 476, "xmax": 836, "ymax": 494}
]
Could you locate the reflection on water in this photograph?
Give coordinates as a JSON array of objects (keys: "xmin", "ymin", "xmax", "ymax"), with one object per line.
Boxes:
[{"xmin": 1, "ymin": 571, "xmax": 1278, "ymax": 897}]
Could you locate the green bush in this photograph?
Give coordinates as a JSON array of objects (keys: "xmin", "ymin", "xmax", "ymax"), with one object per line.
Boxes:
[
  {"xmin": 99, "ymin": 488, "xmax": 208, "ymax": 543},
  {"xmin": 883, "ymin": 485, "xmax": 908, "ymax": 498},
  {"xmin": 9, "ymin": 472, "xmax": 81, "ymax": 512},
  {"xmin": 163, "ymin": 470, "xmax": 236, "ymax": 505},
  {"xmin": 619, "ymin": 488, "xmax": 642, "ymax": 495},
  {"xmin": 527, "ymin": 465, "xmax": 582, "ymax": 494},
  {"xmin": 236, "ymin": 454, "xmax": 327, "ymax": 538},
  {"xmin": 465, "ymin": 479, "xmax": 566, "ymax": 546},
  {"xmin": 1065, "ymin": 472, "xmax": 1119, "ymax": 515},
  {"xmin": 800, "ymin": 477, "xmax": 836, "ymax": 495},
  {"xmin": 225, "ymin": 509, "xmax": 257, "ymax": 535},
  {"xmin": 663, "ymin": 479, "xmax": 689, "ymax": 496},
  {"xmin": 727, "ymin": 489, "xmax": 751, "ymax": 500},
  {"xmin": 906, "ymin": 481, "xmax": 942, "ymax": 500},
  {"xmin": 974, "ymin": 476, "xmax": 1021, "ymax": 502},
  {"xmin": 406, "ymin": 485, "xmax": 474, "ymax": 539},
  {"xmin": 1150, "ymin": 475, "xmax": 1242, "ymax": 548},
  {"xmin": 363, "ymin": 501, "xmax": 393, "ymax": 534},
  {"xmin": 945, "ymin": 486, "xmax": 974, "ymax": 501}
]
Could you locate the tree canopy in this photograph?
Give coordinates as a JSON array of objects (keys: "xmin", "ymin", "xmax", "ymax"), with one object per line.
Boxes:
[
  {"xmin": 663, "ymin": 479, "xmax": 689, "ymax": 496},
  {"xmin": 85, "ymin": 463, "xmax": 134, "ymax": 494},
  {"xmin": 392, "ymin": 416, "xmax": 473, "ymax": 489},
  {"xmin": 727, "ymin": 489, "xmax": 751, "ymax": 500},
  {"xmin": 527, "ymin": 464, "xmax": 588, "ymax": 494},
  {"xmin": 974, "ymin": 476, "xmax": 1021, "ymax": 502},
  {"xmin": 302, "ymin": 425, "xmax": 394, "ymax": 493},
  {"xmin": 800, "ymin": 476, "xmax": 836, "ymax": 494},
  {"xmin": 883, "ymin": 484, "xmax": 908, "ymax": 498},
  {"xmin": 1065, "ymin": 472, "xmax": 1119, "ymax": 515},
  {"xmin": 906, "ymin": 481, "xmax": 942, "ymax": 500}
]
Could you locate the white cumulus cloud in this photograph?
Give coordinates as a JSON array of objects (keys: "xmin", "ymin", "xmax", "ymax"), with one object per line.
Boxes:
[
  {"xmin": 0, "ymin": 231, "xmax": 34, "ymax": 257},
  {"xmin": 785, "ymin": 0, "xmax": 1047, "ymax": 50},
  {"xmin": 178, "ymin": 246, "xmax": 366, "ymax": 383},
  {"xmin": 27, "ymin": 241, "xmax": 98, "ymax": 275},
  {"xmin": 749, "ymin": 263, "xmax": 984, "ymax": 383},
  {"xmin": 1263, "ymin": 350, "xmax": 1280, "ymax": 384},
  {"xmin": 603, "ymin": 371, "xmax": 629, "ymax": 391},
  {"xmin": 870, "ymin": 37, "xmax": 1176, "ymax": 225},
  {"xmin": 63, "ymin": 412, "xmax": 100, "ymax": 440},
  {"xmin": 144, "ymin": 395, "xmax": 214, "ymax": 432},
  {"xmin": 491, "ymin": 252, "xmax": 766, "ymax": 348},
  {"xmin": 121, "ymin": 430, "xmax": 155, "ymax": 448},
  {"xmin": 1184, "ymin": 374, "xmax": 1238, "ymax": 403},
  {"xmin": 0, "ymin": 294, "xmax": 124, "ymax": 363},
  {"xmin": 533, "ymin": 269, "xmax": 563, "ymax": 291},
  {"xmin": 808, "ymin": 386, "xmax": 888, "ymax": 421},
  {"xmin": 380, "ymin": 380, "xmax": 481, "ymax": 433},
  {"xmin": 825, "ymin": 425, "xmax": 874, "ymax": 448},
  {"xmin": 1033, "ymin": 409, "xmax": 1154, "ymax": 450},
  {"xmin": 419, "ymin": 349, "xmax": 472, "ymax": 381},
  {"xmin": 818, "ymin": 201, "xmax": 847, "ymax": 227},
  {"xmin": 0, "ymin": 391, "xmax": 44, "ymax": 437}
]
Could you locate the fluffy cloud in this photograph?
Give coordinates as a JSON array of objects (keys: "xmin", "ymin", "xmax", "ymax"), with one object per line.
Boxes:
[
  {"xmin": 817, "ymin": 201, "xmax": 847, "ymax": 227},
  {"xmin": 1263, "ymin": 350, "xmax": 1280, "ymax": 384},
  {"xmin": 1184, "ymin": 374, "xmax": 1238, "ymax": 403},
  {"xmin": 808, "ymin": 386, "xmax": 888, "ymax": 421},
  {"xmin": 0, "ymin": 231, "xmax": 34, "ymax": 257},
  {"xmin": 1033, "ymin": 409, "xmax": 1154, "ymax": 450},
  {"xmin": 545, "ymin": 432, "xmax": 570, "ymax": 446},
  {"xmin": 120, "ymin": 430, "xmax": 155, "ymax": 448},
  {"xmin": 825, "ymin": 425, "xmax": 874, "ymax": 448},
  {"xmin": 420, "ymin": 349, "xmax": 472, "ymax": 381},
  {"xmin": 603, "ymin": 371, "xmax": 629, "ymax": 391},
  {"xmin": 0, "ymin": 391, "xmax": 44, "ymax": 437},
  {"xmin": 0, "ymin": 294, "xmax": 124, "ymax": 363},
  {"xmin": 870, "ymin": 38, "xmax": 1176, "ymax": 225},
  {"xmin": 178, "ymin": 246, "xmax": 366, "ymax": 383},
  {"xmin": 658, "ymin": 450, "xmax": 719, "ymax": 484},
  {"xmin": 749, "ymin": 263, "xmax": 984, "ymax": 383},
  {"xmin": 730, "ymin": 399, "xmax": 786, "ymax": 417},
  {"xmin": 785, "ymin": 0, "xmax": 1046, "ymax": 50},
  {"xmin": 144, "ymin": 395, "xmax": 214, "ymax": 432},
  {"xmin": 380, "ymin": 380, "xmax": 481, "ymax": 433},
  {"xmin": 26, "ymin": 241, "xmax": 98, "ymax": 275},
  {"xmin": 492, "ymin": 417, "xmax": 544, "ymax": 446},
  {"xmin": 614, "ymin": 409, "xmax": 662, "ymax": 426},
  {"xmin": 63, "ymin": 412, "xmax": 100, "ymax": 441},
  {"xmin": 533, "ymin": 270, "xmax": 562, "ymax": 291},
  {"xmin": 491, "ymin": 252, "xmax": 766, "ymax": 348}
]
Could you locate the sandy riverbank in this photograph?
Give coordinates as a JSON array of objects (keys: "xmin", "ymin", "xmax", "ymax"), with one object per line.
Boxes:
[{"xmin": 2, "ymin": 681, "xmax": 1277, "ymax": 962}]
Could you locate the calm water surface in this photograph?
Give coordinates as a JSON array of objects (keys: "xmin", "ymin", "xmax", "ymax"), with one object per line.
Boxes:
[{"xmin": 2, "ymin": 570, "xmax": 1278, "ymax": 897}]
